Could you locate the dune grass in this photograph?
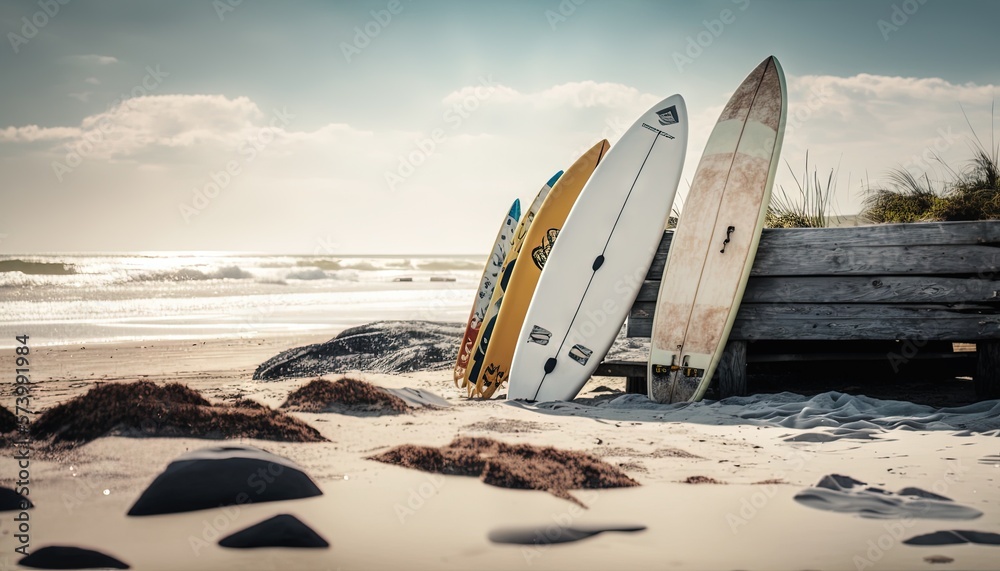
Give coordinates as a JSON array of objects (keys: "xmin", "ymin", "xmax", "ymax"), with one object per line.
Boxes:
[
  {"xmin": 863, "ymin": 110, "xmax": 999, "ymax": 223},
  {"xmin": 765, "ymin": 152, "xmax": 842, "ymax": 228}
]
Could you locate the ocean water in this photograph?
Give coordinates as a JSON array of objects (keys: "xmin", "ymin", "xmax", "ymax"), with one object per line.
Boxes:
[{"xmin": 0, "ymin": 253, "xmax": 481, "ymax": 348}]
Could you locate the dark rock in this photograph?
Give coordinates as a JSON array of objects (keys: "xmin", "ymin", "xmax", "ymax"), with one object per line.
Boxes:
[
  {"xmin": 128, "ymin": 445, "xmax": 322, "ymax": 516},
  {"xmin": 219, "ymin": 514, "xmax": 329, "ymax": 548},
  {"xmin": 253, "ymin": 321, "xmax": 463, "ymax": 380},
  {"xmin": 0, "ymin": 486, "xmax": 32, "ymax": 512},
  {"xmin": 18, "ymin": 546, "xmax": 128, "ymax": 569},
  {"xmin": 0, "ymin": 405, "xmax": 17, "ymax": 433}
]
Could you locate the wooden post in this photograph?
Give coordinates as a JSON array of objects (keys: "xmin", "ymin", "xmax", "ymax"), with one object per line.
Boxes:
[
  {"xmin": 625, "ymin": 375, "xmax": 647, "ymax": 395},
  {"xmin": 975, "ymin": 340, "xmax": 999, "ymax": 400},
  {"xmin": 716, "ymin": 340, "xmax": 748, "ymax": 398}
]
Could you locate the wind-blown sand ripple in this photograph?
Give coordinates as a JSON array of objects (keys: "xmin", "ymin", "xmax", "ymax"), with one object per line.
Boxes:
[
  {"xmin": 903, "ymin": 529, "xmax": 1000, "ymax": 546},
  {"xmin": 793, "ymin": 474, "xmax": 983, "ymax": 519},
  {"xmin": 519, "ymin": 391, "xmax": 1000, "ymax": 434}
]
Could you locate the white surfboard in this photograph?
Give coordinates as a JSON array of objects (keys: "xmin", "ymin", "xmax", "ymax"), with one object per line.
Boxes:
[
  {"xmin": 648, "ymin": 56, "xmax": 787, "ymax": 404},
  {"xmin": 507, "ymin": 95, "xmax": 688, "ymax": 402}
]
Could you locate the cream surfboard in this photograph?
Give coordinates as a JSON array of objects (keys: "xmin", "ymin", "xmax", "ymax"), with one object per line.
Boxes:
[
  {"xmin": 471, "ymin": 141, "xmax": 611, "ymax": 398},
  {"xmin": 453, "ymin": 200, "xmax": 520, "ymax": 386},
  {"xmin": 464, "ymin": 171, "xmax": 563, "ymax": 396},
  {"xmin": 648, "ymin": 56, "xmax": 787, "ymax": 404},
  {"xmin": 507, "ymin": 95, "xmax": 688, "ymax": 402}
]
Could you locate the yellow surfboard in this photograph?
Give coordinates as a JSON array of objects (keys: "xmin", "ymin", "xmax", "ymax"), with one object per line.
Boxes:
[
  {"xmin": 461, "ymin": 171, "xmax": 563, "ymax": 395},
  {"xmin": 472, "ymin": 140, "xmax": 611, "ymax": 398}
]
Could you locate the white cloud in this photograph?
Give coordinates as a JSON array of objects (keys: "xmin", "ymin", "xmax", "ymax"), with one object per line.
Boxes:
[
  {"xmin": 68, "ymin": 92, "xmax": 91, "ymax": 103},
  {"xmin": 444, "ymin": 80, "xmax": 660, "ymax": 111},
  {"xmin": 71, "ymin": 54, "xmax": 119, "ymax": 65},
  {"xmin": 777, "ymin": 73, "xmax": 996, "ymax": 211},
  {"xmin": 0, "ymin": 124, "xmax": 83, "ymax": 142},
  {"xmin": 1, "ymin": 73, "xmax": 995, "ymax": 253},
  {"xmin": 85, "ymin": 77, "xmax": 101, "ymax": 85}
]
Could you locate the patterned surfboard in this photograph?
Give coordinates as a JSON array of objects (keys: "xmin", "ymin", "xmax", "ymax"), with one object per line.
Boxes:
[{"xmin": 453, "ymin": 200, "xmax": 521, "ymax": 386}]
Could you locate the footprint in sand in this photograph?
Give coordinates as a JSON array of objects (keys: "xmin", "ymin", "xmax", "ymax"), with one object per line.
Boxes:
[
  {"xmin": 904, "ymin": 529, "xmax": 1000, "ymax": 546},
  {"xmin": 793, "ymin": 474, "xmax": 982, "ymax": 520},
  {"xmin": 783, "ymin": 428, "xmax": 880, "ymax": 442}
]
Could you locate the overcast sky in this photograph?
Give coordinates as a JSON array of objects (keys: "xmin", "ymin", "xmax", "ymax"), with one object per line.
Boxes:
[{"xmin": 1, "ymin": 0, "xmax": 997, "ymax": 254}]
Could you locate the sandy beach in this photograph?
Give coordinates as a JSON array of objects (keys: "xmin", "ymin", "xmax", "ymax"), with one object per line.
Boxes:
[
  {"xmin": 4, "ymin": 1, "xmax": 1000, "ymax": 570},
  {"xmin": 1, "ymin": 331, "xmax": 998, "ymax": 571}
]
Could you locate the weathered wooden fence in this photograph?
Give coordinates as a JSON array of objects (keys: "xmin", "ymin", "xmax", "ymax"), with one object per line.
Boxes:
[{"xmin": 596, "ymin": 220, "xmax": 1000, "ymax": 400}]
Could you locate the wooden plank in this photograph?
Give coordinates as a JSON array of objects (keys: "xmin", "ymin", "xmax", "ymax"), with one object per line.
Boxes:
[
  {"xmin": 716, "ymin": 340, "xmax": 747, "ymax": 397},
  {"xmin": 743, "ymin": 276, "xmax": 1000, "ymax": 303},
  {"xmin": 647, "ymin": 221, "xmax": 1000, "ymax": 253},
  {"xmin": 645, "ymin": 243, "xmax": 1000, "ymax": 278},
  {"xmin": 751, "ymin": 244, "xmax": 1000, "ymax": 276},
  {"xmin": 644, "ymin": 224, "xmax": 1000, "ymax": 279},
  {"xmin": 594, "ymin": 361, "xmax": 642, "ymax": 377},
  {"xmin": 636, "ymin": 276, "xmax": 1000, "ymax": 304},
  {"xmin": 758, "ymin": 221, "xmax": 1000, "ymax": 248},
  {"xmin": 747, "ymin": 351, "xmax": 976, "ymax": 363},
  {"xmin": 627, "ymin": 303, "xmax": 1000, "ymax": 340},
  {"xmin": 598, "ymin": 351, "xmax": 973, "ymax": 367}
]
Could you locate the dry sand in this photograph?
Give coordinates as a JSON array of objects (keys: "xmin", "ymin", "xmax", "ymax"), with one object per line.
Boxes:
[{"xmin": 1, "ymin": 334, "xmax": 998, "ymax": 570}]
